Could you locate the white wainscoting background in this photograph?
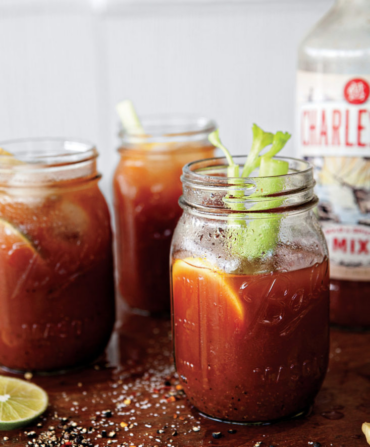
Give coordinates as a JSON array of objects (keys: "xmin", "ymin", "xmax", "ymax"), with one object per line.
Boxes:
[{"xmin": 0, "ymin": 0, "xmax": 333, "ymax": 204}]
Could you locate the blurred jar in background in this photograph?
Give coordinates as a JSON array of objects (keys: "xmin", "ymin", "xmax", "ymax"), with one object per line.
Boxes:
[
  {"xmin": 296, "ymin": 0, "xmax": 370, "ymax": 330},
  {"xmin": 113, "ymin": 116, "xmax": 216, "ymax": 315},
  {"xmin": 0, "ymin": 140, "xmax": 115, "ymax": 373}
]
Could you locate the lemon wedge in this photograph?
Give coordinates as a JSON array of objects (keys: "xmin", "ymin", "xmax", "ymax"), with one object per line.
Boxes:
[
  {"xmin": 363, "ymin": 422, "xmax": 370, "ymax": 445},
  {"xmin": 0, "ymin": 376, "xmax": 48, "ymax": 430},
  {"xmin": 0, "ymin": 218, "xmax": 38, "ymax": 257},
  {"xmin": 0, "ymin": 147, "xmax": 23, "ymax": 166},
  {"xmin": 172, "ymin": 257, "xmax": 244, "ymax": 320}
]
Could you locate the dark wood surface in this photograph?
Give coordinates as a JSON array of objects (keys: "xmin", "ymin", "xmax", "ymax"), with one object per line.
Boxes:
[{"xmin": 1, "ymin": 308, "xmax": 370, "ymax": 447}]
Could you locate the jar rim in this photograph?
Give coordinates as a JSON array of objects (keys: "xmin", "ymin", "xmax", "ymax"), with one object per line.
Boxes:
[
  {"xmin": 118, "ymin": 114, "xmax": 217, "ymax": 148},
  {"xmin": 180, "ymin": 155, "xmax": 316, "ymax": 215},
  {"xmin": 0, "ymin": 138, "xmax": 99, "ymax": 188},
  {"xmin": 0, "ymin": 138, "xmax": 98, "ymax": 168},
  {"xmin": 182, "ymin": 155, "xmax": 313, "ymax": 184}
]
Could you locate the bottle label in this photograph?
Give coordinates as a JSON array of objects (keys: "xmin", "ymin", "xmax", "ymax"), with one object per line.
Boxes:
[{"xmin": 297, "ymin": 71, "xmax": 370, "ymax": 281}]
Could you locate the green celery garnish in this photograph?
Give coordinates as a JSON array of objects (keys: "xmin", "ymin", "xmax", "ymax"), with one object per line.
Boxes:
[
  {"xmin": 208, "ymin": 130, "xmax": 239, "ymax": 177},
  {"xmin": 241, "ymin": 124, "xmax": 274, "ymax": 177},
  {"xmin": 116, "ymin": 100, "xmax": 144, "ymax": 134},
  {"xmin": 208, "ymin": 125, "xmax": 291, "ymax": 260}
]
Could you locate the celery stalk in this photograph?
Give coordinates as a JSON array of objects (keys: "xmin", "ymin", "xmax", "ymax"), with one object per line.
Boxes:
[
  {"xmin": 208, "ymin": 130, "xmax": 239, "ymax": 177},
  {"xmin": 207, "ymin": 126, "xmax": 291, "ymax": 261},
  {"xmin": 237, "ymin": 157, "xmax": 289, "ymax": 259},
  {"xmin": 241, "ymin": 124, "xmax": 274, "ymax": 177},
  {"xmin": 259, "ymin": 131, "xmax": 291, "ymax": 161},
  {"xmin": 116, "ymin": 100, "xmax": 144, "ymax": 134}
]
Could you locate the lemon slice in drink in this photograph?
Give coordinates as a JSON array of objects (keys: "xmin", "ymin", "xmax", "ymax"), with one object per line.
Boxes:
[
  {"xmin": 0, "ymin": 376, "xmax": 48, "ymax": 430},
  {"xmin": 0, "ymin": 218, "xmax": 38, "ymax": 257},
  {"xmin": 0, "ymin": 148, "xmax": 23, "ymax": 166},
  {"xmin": 172, "ymin": 257, "xmax": 244, "ymax": 320}
]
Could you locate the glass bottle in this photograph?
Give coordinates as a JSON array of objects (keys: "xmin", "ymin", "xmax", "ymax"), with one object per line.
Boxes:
[
  {"xmin": 171, "ymin": 156, "xmax": 329, "ymax": 423},
  {"xmin": 0, "ymin": 139, "xmax": 115, "ymax": 373},
  {"xmin": 113, "ymin": 115, "xmax": 216, "ymax": 315},
  {"xmin": 296, "ymin": 0, "xmax": 370, "ymax": 329}
]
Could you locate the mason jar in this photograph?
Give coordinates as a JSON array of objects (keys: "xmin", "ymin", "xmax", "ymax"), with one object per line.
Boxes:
[
  {"xmin": 0, "ymin": 139, "xmax": 115, "ymax": 373},
  {"xmin": 113, "ymin": 115, "xmax": 216, "ymax": 315},
  {"xmin": 171, "ymin": 156, "xmax": 330, "ymax": 424}
]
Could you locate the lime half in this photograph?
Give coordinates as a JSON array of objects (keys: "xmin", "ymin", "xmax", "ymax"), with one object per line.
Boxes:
[{"xmin": 0, "ymin": 376, "xmax": 48, "ymax": 430}]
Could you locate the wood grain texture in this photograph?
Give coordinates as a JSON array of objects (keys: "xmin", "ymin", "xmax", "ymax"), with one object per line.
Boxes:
[{"xmin": 0, "ymin": 307, "xmax": 369, "ymax": 447}]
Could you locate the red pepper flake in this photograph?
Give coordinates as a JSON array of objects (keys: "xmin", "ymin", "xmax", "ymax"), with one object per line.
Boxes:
[
  {"xmin": 120, "ymin": 422, "xmax": 128, "ymax": 428},
  {"xmin": 166, "ymin": 396, "xmax": 176, "ymax": 403},
  {"xmin": 176, "ymin": 385, "xmax": 183, "ymax": 391},
  {"xmin": 173, "ymin": 414, "xmax": 178, "ymax": 419},
  {"xmin": 124, "ymin": 398, "xmax": 131, "ymax": 405}
]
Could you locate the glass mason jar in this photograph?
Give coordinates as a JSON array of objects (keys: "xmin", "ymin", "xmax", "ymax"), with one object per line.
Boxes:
[
  {"xmin": 0, "ymin": 139, "xmax": 115, "ymax": 373},
  {"xmin": 297, "ymin": 0, "xmax": 370, "ymax": 329},
  {"xmin": 113, "ymin": 115, "xmax": 216, "ymax": 315},
  {"xmin": 171, "ymin": 156, "xmax": 330, "ymax": 424}
]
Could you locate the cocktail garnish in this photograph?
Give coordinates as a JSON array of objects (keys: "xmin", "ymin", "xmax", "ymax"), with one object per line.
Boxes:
[
  {"xmin": 208, "ymin": 125, "xmax": 291, "ymax": 259},
  {"xmin": 116, "ymin": 100, "xmax": 145, "ymax": 134},
  {"xmin": 363, "ymin": 422, "xmax": 370, "ymax": 445},
  {"xmin": 173, "ymin": 258, "xmax": 244, "ymax": 320},
  {"xmin": 208, "ymin": 130, "xmax": 239, "ymax": 177},
  {"xmin": 0, "ymin": 147, "xmax": 23, "ymax": 165},
  {"xmin": 0, "ymin": 376, "xmax": 48, "ymax": 430}
]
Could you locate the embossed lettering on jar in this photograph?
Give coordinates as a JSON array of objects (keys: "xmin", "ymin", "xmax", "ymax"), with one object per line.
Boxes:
[
  {"xmin": 171, "ymin": 156, "xmax": 330, "ymax": 423},
  {"xmin": 0, "ymin": 140, "xmax": 115, "ymax": 373}
]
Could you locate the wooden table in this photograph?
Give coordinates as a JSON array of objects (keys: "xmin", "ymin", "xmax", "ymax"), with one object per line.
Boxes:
[{"xmin": 2, "ymin": 308, "xmax": 370, "ymax": 447}]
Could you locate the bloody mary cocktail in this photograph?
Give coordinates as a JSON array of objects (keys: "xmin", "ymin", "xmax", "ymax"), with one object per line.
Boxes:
[
  {"xmin": 113, "ymin": 116, "xmax": 216, "ymax": 314},
  {"xmin": 0, "ymin": 140, "xmax": 115, "ymax": 372},
  {"xmin": 172, "ymin": 257, "xmax": 329, "ymax": 422},
  {"xmin": 171, "ymin": 127, "xmax": 330, "ymax": 423}
]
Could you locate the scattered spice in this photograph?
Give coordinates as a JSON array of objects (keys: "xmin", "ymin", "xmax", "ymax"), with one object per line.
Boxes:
[
  {"xmin": 24, "ymin": 372, "xmax": 33, "ymax": 380},
  {"xmin": 102, "ymin": 410, "xmax": 113, "ymax": 418},
  {"xmin": 192, "ymin": 426, "xmax": 201, "ymax": 432},
  {"xmin": 212, "ymin": 432, "xmax": 222, "ymax": 439}
]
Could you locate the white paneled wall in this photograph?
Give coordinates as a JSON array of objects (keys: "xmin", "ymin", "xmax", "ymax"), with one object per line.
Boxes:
[{"xmin": 0, "ymin": 0, "xmax": 333, "ymax": 204}]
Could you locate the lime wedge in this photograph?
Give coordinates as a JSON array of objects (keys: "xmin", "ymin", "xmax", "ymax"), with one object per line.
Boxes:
[{"xmin": 0, "ymin": 376, "xmax": 48, "ymax": 430}]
